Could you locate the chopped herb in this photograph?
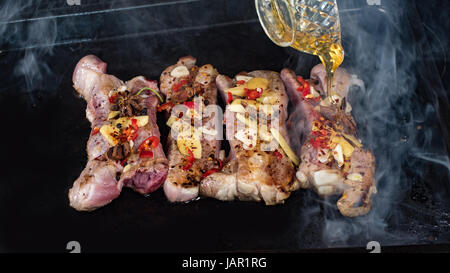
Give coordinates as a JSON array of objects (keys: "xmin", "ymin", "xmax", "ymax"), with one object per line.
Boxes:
[{"xmin": 137, "ymin": 87, "xmax": 164, "ymax": 103}]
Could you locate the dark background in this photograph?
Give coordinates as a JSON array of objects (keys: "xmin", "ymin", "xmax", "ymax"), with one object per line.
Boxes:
[{"xmin": 0, "ymin": 0, "xmax": 449, "ymax": 252}]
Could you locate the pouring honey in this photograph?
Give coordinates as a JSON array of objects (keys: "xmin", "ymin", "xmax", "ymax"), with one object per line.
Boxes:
[{"xmin": 255, "ymin": 0, "xmax": 344, "ymax": 102}]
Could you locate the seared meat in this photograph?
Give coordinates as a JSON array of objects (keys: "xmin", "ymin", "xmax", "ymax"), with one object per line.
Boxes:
[
  {"xmin": 160, "ymin": 56, "xmax": 221, "ymax": 202},
  {"xmin": 70, "ymin": 55, "xmax": 123, "ymax": 210},
  {"xmin": 337, "ymin": 148, "xmax": 376, "ymax": 217},
  {"xmin": 310, "ymin": 64, "xmax": 354, "ymax": 99},
  {"xmin": 69, "ymin": 160, "xmax": 122, "ymax": 211},
  {"xmin": 200, "ymin": 71, "xmax": 298, "ymax": 205},
  {"xmin": 119, "ymin": 76, "xmax": 168, "ymax": 194},
  {"xmin": 160, "ymin": 56, "xmax": 199, "ymax": 104},
  {"xmin": 69, "ymin": 55, "xmax": 168, "ymax": 211},
  {"xmin": 280, "ymin": 66, "xmax": 376, "ymax": 217}
]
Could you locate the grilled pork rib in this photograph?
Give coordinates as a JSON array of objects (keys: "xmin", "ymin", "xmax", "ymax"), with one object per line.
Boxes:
[
  {"xmin": 200, "ymin": 71, "xmax": 298, "ymax": 205},
  {"xmin": 69, "ymin": 55, "xmax": 168, "ymax": 211},
  {"xmin": 120, "ymin": 76, "xmax": 169, "ymax": 194},
  {"xmin": 281, "ymin": 65, "xmax": 376, "ymax": 217},
  {"xmin": 160, "ymin": 56, "xmax": 221, "ymax": 202}
]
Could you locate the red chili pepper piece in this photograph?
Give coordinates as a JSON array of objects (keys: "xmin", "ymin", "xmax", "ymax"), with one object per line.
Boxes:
[
  {"xmin": 309, "ymin": 138, "xmax": 321, "ymax": 149},
  {"xmin": 201, "ymin": 159, "xmax": 224, "ymax": 179},
  {"xmin": 139, "ymin": 150, "xmax": 154, "ymax": 158},
  {"xmin": 120, "ymin": 158, "xmax": 128, "ymax": 166},
  {"xmin": 131, "ymin": 118, "xmax": 138, "ymax": 129},
  {"xmin": 128, "ymin": 119, "xmax": 139, "ymax": 141},
  {"xmin": 182, "ymin": 149, "xmax": 195, "ymax": 170},
  {"xmin": 296, "ymin": 76, "xmax": 311, "ymax": 97},
  {"xmin": 91, "ymin": 127, "xmax": 100, "ymax": 136},
  {"xmin": 183, "ymin": 101, "xmax": 195, "ymax": 109},
  {"xmin": 226, "ymin": 92, "xmax": 233, "ymax": 104},
  {"xmin": 172, "ymin": 79, "xmax": 189, "ymax": 92},
  {"xmin": 273, "ymin": 150, "xmax": 283, "ymax": 159},
  {"xmin": 302, "ymin": 81, "xmax": 310, "ymax": 96},
  {"xmin": 157, "ymin": 102, "xmax": 175, "ymax": 112},
  {"xmin": 118, "ymin": 119, "xmax": 139, "ymax": 142},
  {"xmin": 109, "ymin": 94, "xmax": 118, "ymax": 104},
  {"xmin": 120, "ymin": 124, "xmax": 138, "ymax": 142},
  {"xmin": 309, "ymin": 137, "xmax": 330, "ymax": 149},
  {"xmin": 202, "ymin": 168, "xmax": 220, "ymax": 179},
  {"xmin": 138, "ymin": 136, "xmax": 160, "ymax": 152},
  {"xmin": 297, "ymin": 76, "xmax": 306, "ymax": 85},
  {"xmin": 236, "ymin": 80, "xmax": 246, "ymax": 85},
  {"xmin": 312, "ymin": 129, "xmax": 328, "ymax": 137},
  {"xmin": 130, "ymin": 131, "xmax": 138, "ymax": 141},
  {"xmin": 150, "ymin": 137, "xmax": 160, "ymax": 149},
  {"xmin": 245, "ymin": 88, "xmax": 262, "ymax": 100}
]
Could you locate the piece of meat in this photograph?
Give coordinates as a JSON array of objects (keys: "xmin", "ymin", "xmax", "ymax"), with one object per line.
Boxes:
[
  {"xmin": 69, "ymin": 55, "xmax": 168, "ymax": 211},
  {"xmin": 310, "ymin": 63, "xmax": 352, "ymax": 99},
  {"xmin": 73, "ymin": 55, "xmax": 120, "ymax": 125},
  {"xmin": 200, "ymin": 71, "xmax": 298, "ymax": 205},
  {"xmin": 118, "ymin": 76, "xmax": 169, "ymax": 194},
  {"xmin": 69, "ymin": 160, "xmax": 122, "ymax": 211},
  {"xmin": 281, "ymin": 67, "xmax": 376, "ymax": 217},
  {"xmin": 70, "ymin": 56, "xmax": 123, "ymax": 210},
  {"xmin": 161, "ymin": 56, "xmax": 220, "ymax": 202},
  {"xmin": 160, "ymin": 56, "xmax": 200, "ymax": 104},
  {"xmin": 337, "ymin": 148, "xmax": 377, "ymax": 217}
]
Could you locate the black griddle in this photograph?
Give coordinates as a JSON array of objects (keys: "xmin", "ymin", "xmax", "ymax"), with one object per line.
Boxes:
[{"xmin": 0, "ymin": 0, "xmax": 449, "ymax": 253}]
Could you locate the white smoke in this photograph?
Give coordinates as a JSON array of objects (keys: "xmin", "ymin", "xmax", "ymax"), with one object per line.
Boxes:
[
  {"xmin": 287, "ymin": 1, "xmax": 450, "ymax": 247},
  {"xmin": 0, "ymin": 0, "xmax": 58, "ymax": 102}
]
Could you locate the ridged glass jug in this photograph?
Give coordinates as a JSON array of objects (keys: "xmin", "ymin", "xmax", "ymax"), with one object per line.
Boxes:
[{"xmin": 255, "ymin": 0, "xmax": 345, "ymax": 98}]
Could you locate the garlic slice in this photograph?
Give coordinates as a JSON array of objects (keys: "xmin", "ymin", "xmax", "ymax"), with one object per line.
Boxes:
[
  {"xmin": 317, "ymin": 148, "xmax": 331, "ymax": 163},
  {"xmin": 347, "ymin": 173, "xmax": 363, "ymax": 182},
  {"xmin": 310, "ymin": 85, "xmax": 320, "ymax": 98},
  {"xmin": 235, "ymin": 75, "xmax": 253, "ymax": 83},
  {"xmin": 170, "ymin": 65, "xmax": 190, "ymax": 78},
  {"xmin": 313, "ymin": 169, "xmax": 343, "ymax": 187},
  {"xmin": 166, "ymin": 115, "xmax": 178, "ymax": 127},
  {"xmin": 332, "ymin": 144, "xmax": 344, "ymax": 167},
  {"xmin": 123, "ymin": 164, "xmax": 131, "ymax": 173},
  {"xmin": 117, "ymin": 85, "xmax": 127, "ymax": 92},
  {"xmin": 296, "ymin": 170, "xmax": 307, "ymax": 183},
  {"xmin": 100, "ymin": 124, "xmax": 120, "ymax": 146},
  {"xmin": 330, "ymin": 136, "xmax": 354, "ymax": 157},
  {"xmin": 342, "ymin": 133, "xmax": 363, "ymax": 148},
  {"xmin": 107, "ymin": 111, "xmax": 120, "ymax": 120}
]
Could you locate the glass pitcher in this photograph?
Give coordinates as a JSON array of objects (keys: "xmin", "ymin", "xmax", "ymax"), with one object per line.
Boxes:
[{"xmin": 255, "ymin": 0, "xmax": 345, "ymax": 97}]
